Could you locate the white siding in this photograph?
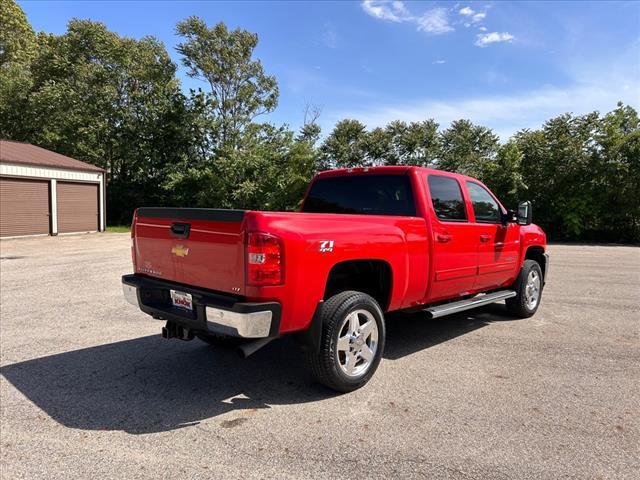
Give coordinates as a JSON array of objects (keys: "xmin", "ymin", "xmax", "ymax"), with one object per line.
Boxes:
[
  {"xmin": 50, "ymin": 179, "xmax": 58, "ymax": 234},
  {"xmin": 98, "ymin": 174, "xmax": 105, "ymax": 231},
  {"xmin": 0, "ymin": 163, "xmax": 102, "ymax": 182}
]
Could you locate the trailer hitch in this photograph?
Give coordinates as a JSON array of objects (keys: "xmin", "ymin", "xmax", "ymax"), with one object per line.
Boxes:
[{"xmin": 161, "ymin": 321, "xmax": 194, "ymax": 341}]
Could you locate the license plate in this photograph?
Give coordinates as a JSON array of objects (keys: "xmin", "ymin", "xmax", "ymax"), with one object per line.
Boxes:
[{"xmin": 170, "ymin": 290, "xmax": 193, "ymax": 311}]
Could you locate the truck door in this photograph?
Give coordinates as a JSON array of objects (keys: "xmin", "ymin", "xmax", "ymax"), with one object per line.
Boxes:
[
  {"xmin": 464, "ymin": 181, "xmax": 520, "ymax": 291},
  {"xmin": 425, "ymin": 174, "xmax": 478, "ymax": 302}
]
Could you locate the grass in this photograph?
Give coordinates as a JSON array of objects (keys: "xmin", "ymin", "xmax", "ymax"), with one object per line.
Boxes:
[{"xmin": 106, "ymin": 225, "xmax": 130, "ymax": 233}]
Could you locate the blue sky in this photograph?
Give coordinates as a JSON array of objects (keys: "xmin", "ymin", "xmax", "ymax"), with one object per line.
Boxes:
[{"xmin": 19, "ymin": 0, "xmax": 640, "ymax": 139}]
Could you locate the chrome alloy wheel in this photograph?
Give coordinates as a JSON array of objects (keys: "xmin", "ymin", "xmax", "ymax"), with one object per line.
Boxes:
[
  {"xmin": 335, "ymin": 309, "xmax": 379, "ymax": 377},
  {"xmin": 525, "ymin": 270, "xmax": 541, "ymax": 310}
]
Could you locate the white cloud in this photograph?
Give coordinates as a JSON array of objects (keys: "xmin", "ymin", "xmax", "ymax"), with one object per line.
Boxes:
[
  {"xmin": 361, "ymin": 0, "xmax": 409, "ymax": 22},
  {"xmin": 475, "ymin": 32, "xmax": 515, "ymax": 47},
  {"xmin": 416, "ymin": 8, "xmax": 454, "ymax": 34},
  {"xmin": 391, "ymin": 1, "xmax": 410, "ymax": 17},
  {"xmin": 459, "ymin": 6, "xmax": 486, "ymax": 24},
  {"xmin": 361, "ymin": 1, "xmax": 453, "ymax": 35},
  {"xmin": 479, "ymin": 26, "xmax": 487, "ymax": 32},
  {"xmin": 433, "ymin": 59, "xmax": 446, "ymax": 64}
]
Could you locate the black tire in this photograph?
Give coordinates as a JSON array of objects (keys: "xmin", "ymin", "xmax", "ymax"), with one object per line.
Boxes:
[
  {"xmin": 506, "ymin": 259, "xmax": 544, "ymax": 318},
  {"xmin": 196, "ymin": 333, "xmax": 243, "ymax": 348},
  {"xmin": 306, "ymin": 290, "xmax": 386, "ymax": 393}
]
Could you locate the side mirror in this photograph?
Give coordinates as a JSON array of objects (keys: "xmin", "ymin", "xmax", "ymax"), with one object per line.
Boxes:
[{"xmin": 517, "ymin": 201, "xmax": 532, "ymax": 225}]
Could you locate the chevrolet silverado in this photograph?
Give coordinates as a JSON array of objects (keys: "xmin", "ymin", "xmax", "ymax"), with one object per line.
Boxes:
[{"xmin": 122, "ymin": 166, "xmax": 548, "ymax": 391}]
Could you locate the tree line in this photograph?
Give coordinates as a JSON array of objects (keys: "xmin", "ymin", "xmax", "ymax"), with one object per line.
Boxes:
[{"xmin": 1, "ymin": 0, "xmax": 638, "ymax": 242}]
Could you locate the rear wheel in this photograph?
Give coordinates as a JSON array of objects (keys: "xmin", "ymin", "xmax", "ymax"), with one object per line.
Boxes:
[
  {"xmin": 506, "ymin": 260, "xmax": 543, "ymax": 318},
  {"xmin": 306, "ymin": 291, "xmax": 385, "ymax": 392}
]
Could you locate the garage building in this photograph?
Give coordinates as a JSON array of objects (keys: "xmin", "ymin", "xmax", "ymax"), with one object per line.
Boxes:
[{"xmin": 0, "ymin": 140, "xmax": 105, "ymax": 238}]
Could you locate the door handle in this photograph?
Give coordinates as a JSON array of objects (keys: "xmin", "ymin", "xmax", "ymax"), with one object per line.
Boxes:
[
  {"xmin": 480, "ymin": 234, "xmax": 491, "ymax": 243},
  {"xmin": 436, "ymin": 234, "xmax": 452, "ymax": 243}
]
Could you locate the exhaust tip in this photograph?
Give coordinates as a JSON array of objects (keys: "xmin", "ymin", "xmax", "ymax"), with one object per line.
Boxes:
[
  {"xmin": 236, "ymin": 346, "xmax": 249, "ymax": 359},
  {"xmin": 236, "ymin": 337, "xmax": 275, "ymax": 358}
]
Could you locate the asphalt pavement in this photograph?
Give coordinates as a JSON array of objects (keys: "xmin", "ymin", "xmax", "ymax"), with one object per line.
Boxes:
[{"xmin": 1, "ymin": 233, "xmax": 638, "ymax": 479}]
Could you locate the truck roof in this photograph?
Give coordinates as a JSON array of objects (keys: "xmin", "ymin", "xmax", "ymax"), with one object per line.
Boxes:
[{"xmin": 316, "ymin": 165, "xmax": 475, "ymax": 181}]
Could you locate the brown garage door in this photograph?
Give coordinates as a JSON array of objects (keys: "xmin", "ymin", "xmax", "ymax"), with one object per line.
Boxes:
[
  {"xmin": 0, "ymin": 177, "xmax": 50, "ymax": 237},
  {"xmin": 57, "ymin": 182, "xmax": 98, "ymax": 233}
]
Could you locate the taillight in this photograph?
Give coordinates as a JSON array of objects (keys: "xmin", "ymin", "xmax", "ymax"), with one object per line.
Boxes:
[{"xmin": 246, "ymin": 232, "xmax": 283, "ymax": 286}]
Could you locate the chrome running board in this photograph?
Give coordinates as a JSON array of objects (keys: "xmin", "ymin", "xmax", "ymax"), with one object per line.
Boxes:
[{"xmin": 424, "ymin": 290, "xmax": 516, "ymax": 319}]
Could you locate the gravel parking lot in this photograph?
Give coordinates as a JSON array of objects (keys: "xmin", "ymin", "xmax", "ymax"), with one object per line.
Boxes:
[{"xmin": 1, "ymin": 233, "xmax": 638, "ymax": 479}]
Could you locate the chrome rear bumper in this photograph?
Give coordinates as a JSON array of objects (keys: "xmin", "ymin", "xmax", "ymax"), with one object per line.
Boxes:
[
  {"xmin": 205, "ymin": 307, "xmax": 272, "ymax": 338},
  {"xmin": 121, "ymin": 274, "xmax": 280, "ymax": 338}
]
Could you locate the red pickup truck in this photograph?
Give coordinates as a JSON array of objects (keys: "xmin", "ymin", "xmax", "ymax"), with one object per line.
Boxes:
[{"xmin": 122, "ymin": 166, "xmax": 548, "ymax": 391}]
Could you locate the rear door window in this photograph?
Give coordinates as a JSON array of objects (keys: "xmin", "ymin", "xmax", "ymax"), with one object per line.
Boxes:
[
  {"xmin": 466, "ymin": 182, "xmax": 501, "ymax": 223},
  {"xmin": 302, "ymin": 174, "xmax": 416, "ymax": 216},
  {"xmin": 427, "ymin": 175, "xmax": 467, "ymax": 221}
]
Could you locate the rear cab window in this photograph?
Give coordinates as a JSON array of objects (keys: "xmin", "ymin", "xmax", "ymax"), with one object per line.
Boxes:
[
  {"xmin": 302, "ymin": 174, "xmax": 416, "ymax": 216},
  {"xmin": 466, "ymin": 181, "xmax": 501, "ymax": 223},
  {"xmin": 427, "ymin": 175, "xmax": 467, "ymax": 222}
]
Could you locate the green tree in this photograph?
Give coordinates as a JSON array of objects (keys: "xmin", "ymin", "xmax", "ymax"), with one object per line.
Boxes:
[
  {"xmin": 165, "ymin": 123, "xmax": 316, "ymax": 211},
  {"xmin": 298, "ymin": 122, "xmax": 322, "ymax": 145},
  {"xmin": 0, "ymin": 0, "xmax": 36, "ymax": 65},
  {"xmin": 176, "ymin": 17, "xmax": 278, "ymax": 149},
  {"xmin": 0, "ymin": 0, "xmax": 36, "ymax": 140},
  {"xmin": 382, "ymin": 120, "xmax": 440, "ymax": 166},
  {"xmin": 592, "ymin": 103, "xmax": 640, "ymax": 240},
  {"xmin": 514, "ymin": 105, "xmax": 640, "ymax": 241},
  {"xmin": 320, "ymin": 119, "xmax": 368, "ymax": 168},
  {"xmin": 438, "ymin": 119, "xmax": 500, "ymax": 179},
  {"xmin": 363, "ymin": 127, "xmax": 393, "ymax": 166},
  {"xmin": 168, "ymin": 17, "xmax": 312, "ymax": 212},
  {"xmin": 320, "ymin": 119, "xmax": 441, "ymax": 168},
  {"xmin": 484, "ymin": 141, "xmax": 526, "ymax": 209},
  {"xmin": 297, "ymin": 104, "xmax": 322, "ymax": 145}
]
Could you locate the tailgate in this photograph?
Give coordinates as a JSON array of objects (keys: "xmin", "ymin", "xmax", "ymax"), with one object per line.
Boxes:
[{"xmin": 133, "ymin": 208, "xmax": 246, "ymax": 295}]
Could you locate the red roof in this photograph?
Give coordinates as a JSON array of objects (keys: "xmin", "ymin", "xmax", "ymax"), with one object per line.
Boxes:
[
  {"xmin": 316, "ymin": 165, "xmax": 475, "ymax": 181},
  {"xmin": 0, "ymin": 140, "xmax": 104, "ymax": 173}
]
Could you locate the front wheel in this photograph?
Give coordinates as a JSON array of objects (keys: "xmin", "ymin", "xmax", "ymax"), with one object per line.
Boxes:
[
  {"xmin": 506, "ymin": 259, "xmax": 544, "ymax": 318},
  {"xmin": 306, "ymin": 291, "xmax": 386, "ymax": 392}
]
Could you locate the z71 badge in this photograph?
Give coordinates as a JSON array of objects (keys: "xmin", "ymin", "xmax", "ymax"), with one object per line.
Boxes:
[{"xmin": 319, "ymin": 240, "xmax": 334, "ymax": 253}]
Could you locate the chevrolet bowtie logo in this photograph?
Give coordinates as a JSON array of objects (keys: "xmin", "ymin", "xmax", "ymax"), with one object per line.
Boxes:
[{"xmin": 171, "ymin": 244, "xmax": 189, "ymax": 257}]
